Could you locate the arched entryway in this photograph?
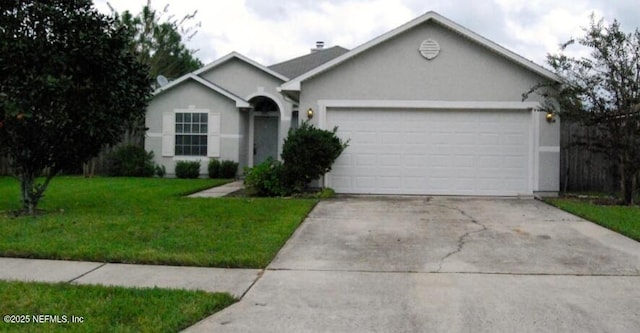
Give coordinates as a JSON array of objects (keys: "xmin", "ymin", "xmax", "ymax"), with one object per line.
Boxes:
[{"xmin": 250, "ymin": 96, "xmax": 280, "ymax": 166}]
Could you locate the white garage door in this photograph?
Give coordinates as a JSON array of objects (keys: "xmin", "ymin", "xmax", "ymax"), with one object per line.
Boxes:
[{"xmin": 326, "ymin": 108, "xmax": 532, "ymax": 196}]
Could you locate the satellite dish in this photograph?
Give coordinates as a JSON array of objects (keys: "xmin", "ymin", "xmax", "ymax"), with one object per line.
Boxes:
[{"xmin": 156, "ymin": 75, "xmax": 169, "ymax": 87}]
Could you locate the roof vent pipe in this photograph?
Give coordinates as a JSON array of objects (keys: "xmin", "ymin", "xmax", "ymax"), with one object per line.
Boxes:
[{"xmin": 311, "ymin": 41, "xmax": 325, "ymax": 53}]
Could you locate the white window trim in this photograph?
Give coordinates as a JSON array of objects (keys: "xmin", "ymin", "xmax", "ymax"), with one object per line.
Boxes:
[{"xmin": 174, "ymin": 109, "xmax": 210, "ymax": 157}]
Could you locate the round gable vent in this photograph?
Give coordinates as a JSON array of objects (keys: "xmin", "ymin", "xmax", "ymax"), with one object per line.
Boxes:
[{"xmin": 419, "ymin": 39, "xmax": 440, "ymax": 60}]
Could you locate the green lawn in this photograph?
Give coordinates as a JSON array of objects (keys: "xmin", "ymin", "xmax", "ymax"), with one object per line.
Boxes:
[
  {"xmin": 0, "ymin": 176, "xmax": 316, "ymax": 268},
  {"xmin": 0, "ymin": 280, "xmax": 235, "ymax": 333},
  {"xmin": 546, "ymin": 198, "xmax": 640, "ymax": 241}
]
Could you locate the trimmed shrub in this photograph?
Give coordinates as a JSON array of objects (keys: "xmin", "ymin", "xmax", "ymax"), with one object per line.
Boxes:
[
  {"xmin": 220, "ymin": 160, "xmax": 239, "ymax": 179},
  {"xmin": 155, "ymin": 164, "xmax": 166, "ymax": 178},
  {"xmin": 208, "ymin": 159, "xmax": 221, "ymax": 178},
  {"xmin": 244, "ymin": 158, "xmax": 288, "ymax": 197},
  {"xmin": 107, "ymin": 145, "xmax": 155, "ymax": 177},
  {"xmin": 281, "ymin": 122, "xmax": 349, "ymax": 192},
  {"xmin": 316, "ymin": 187, "xmax": 336, "ymax": 199},
  {"xmin": 175, "ymin": 160, "xmax": 201, "ymax": 179}
]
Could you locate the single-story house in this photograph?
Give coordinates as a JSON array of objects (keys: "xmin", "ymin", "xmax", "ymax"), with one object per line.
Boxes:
[{"xmin": 145, "ymin": 11, "xmax": 560, "ymax": 196}]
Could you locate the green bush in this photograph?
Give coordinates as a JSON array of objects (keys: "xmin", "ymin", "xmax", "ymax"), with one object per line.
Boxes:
[
  {"xmin": 220, "ymin": 160, "xmax": 239, "ymax": 178},
  {"xmin": 107, "ymin": 145, "xmax": 155, "ymax": 177},
  {"xmin": 244, "ymin": 158, "xmax": 288, "ymax": 197},
  {"xmin": 208, "ymin": 159, "xmax": 221, "ymax": 178},
  {"xmin": 281, "ymin": 122, "xmax": 349, "ymax": 192},
  {"xmin": 316, "ymin": 187, "xmax": 336, "ymax": 199},
  {"xmin": 175, "ymin": 160, "xmax": 201, "ymax": 179},
  {"xmin": 155, "ymin": 164, "xmax": 166, "ymax": 178}
]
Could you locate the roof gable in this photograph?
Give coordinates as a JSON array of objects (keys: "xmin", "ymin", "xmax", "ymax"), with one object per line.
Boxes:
[
  {"xmin": 195, "ymin": 52, "xmax": 289, "ymax": 82},
  {"xmin": 268, "ymin": 46, "xmax": 349, "ymax": 78},
  {"xmin": 154, "ymin": 74, "xmax": 250, "ymax": 108},
  {"xmin": 281, "ymin": 11, "xmax": 560, "ymax": 92}
]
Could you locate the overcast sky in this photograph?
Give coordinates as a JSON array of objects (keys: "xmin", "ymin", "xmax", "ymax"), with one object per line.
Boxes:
[{"xmin": 94, "ymin": 0, "xmax": 640, "ymax": 69}]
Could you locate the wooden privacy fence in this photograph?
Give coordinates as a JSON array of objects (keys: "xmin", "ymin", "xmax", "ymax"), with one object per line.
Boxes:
[{"xmin": 560, "ymin": 120, "xmax": 617, "ymax": 193}]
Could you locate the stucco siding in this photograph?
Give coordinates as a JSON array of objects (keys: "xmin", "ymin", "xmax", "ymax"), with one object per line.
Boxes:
[
  {"xmin": 539, "ymin": 151, "xmax": 560, "ymax": 192},
  {"xmin": 238, "ymin": 111, "xmax": 250, "ymax": 170},
  {"xmin": 199, "ymin": 58, "xmax": 283, "ymax": 101},
  {"xmin": 145, "ymin": 80, "xmax": 242, "ymax": 176}
]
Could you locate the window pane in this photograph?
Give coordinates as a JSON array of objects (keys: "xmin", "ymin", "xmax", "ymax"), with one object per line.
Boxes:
[
  {"xmin": 200, "ymin": 113, "xmax": 207, "ymax": 123},
  {"xmin": 184, "ymin": 113, "xmax": 191, "ymax": 122},
  {"xmin": 175, "ymin": 124, "xmax": 183, "ymax": 133},
  {"xmin": 199, "ymin": 146, "xmax": 207, "ymax": 156},
  {"xmin": 201, "ymin": 124, "xmax": 208, "ymax": 133},
  {"xmin": 176, "ymin": 146, "xmax": 183, "ymax": 155},
  {"xmin": 176, "ymin": 113, "xmax": 183, "ymax": 122}
]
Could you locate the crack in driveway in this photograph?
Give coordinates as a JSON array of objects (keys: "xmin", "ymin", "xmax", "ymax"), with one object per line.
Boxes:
[{"xmin": 435, "ymin": 204, "xmax": 488, "ymax": 272}]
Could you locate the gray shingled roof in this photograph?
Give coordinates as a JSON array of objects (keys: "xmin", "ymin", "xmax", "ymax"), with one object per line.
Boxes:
[{"xmin": 268, "ymin": 46, "xmax": 349, "ymax": 79}]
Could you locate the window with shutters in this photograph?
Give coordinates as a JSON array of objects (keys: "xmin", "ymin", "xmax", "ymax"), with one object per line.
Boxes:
[{"xmin": 175, "ymin": 112, "xmax": 208, "ymax": 156}]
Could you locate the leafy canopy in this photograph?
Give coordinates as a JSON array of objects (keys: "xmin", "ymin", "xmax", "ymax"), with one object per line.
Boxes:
[{"xmin": 0, "ymin": 0, "xmax": 152, "ymax": 213}]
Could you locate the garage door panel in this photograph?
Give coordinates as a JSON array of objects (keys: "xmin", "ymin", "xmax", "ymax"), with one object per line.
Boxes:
[
  {"xmin": 379, "ymin": 154, "xmax": 402, "ymax": 166},
  {"xmin": 355, "ymin": 154, "xmax": 377, "ymax": 166},
  {"xmin": 405, "ymin": 132, "xmax": 428, "ymax": 144},
  {"xmin": 431, "ymin": 155, "xmax": 452, "ymax": 167},
  {"xmin": 326, "ymin": 108, "xmax": 531, "ymax": 196},
  {"xmin": 378, "ymin": 176, "xmax": 402, "ymax": 189},
  {"xmin": 355, "ymin": 176, "xmax": 376, "ymax": 188},
  {"xmin": 403, "ymin": 155, "xmax": 428, "ymax": 167},
  {"xmin": 453, "ymin": 156, "xmax": 474, "ymax": 167}
]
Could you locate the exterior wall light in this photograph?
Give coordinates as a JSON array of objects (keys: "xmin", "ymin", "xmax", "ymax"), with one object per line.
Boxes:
[
  {"xmin": 307, "ymin": 108, "xmax": 314, "ymax": 119},
  {"xmin": 545, "ymin": 111, "xmax": 555, "ymax": 123}
]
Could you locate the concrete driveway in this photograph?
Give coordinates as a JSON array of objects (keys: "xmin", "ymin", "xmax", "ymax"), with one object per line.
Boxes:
[{"xmin": 186, "ymin": 197, "xmax": 640, "ymax": 332}]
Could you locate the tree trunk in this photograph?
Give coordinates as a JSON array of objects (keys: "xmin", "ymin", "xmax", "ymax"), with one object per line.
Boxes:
[
  {"xmin": 17, "ymin": 171, "xmax": 54, "ymax": 215},
  {"xmin": 620, "ymin": 163, "xmax": 635, "ymax": 205},
  {"xmin": 19, "ymin": 173, "xmax": 37, "ymax": 214}
]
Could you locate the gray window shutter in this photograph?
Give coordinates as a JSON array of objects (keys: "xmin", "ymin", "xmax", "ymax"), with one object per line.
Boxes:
[
  {"xmin": 207, "ymin": 112, "xmax": 221, "ymax": 157},
  {"xmin": 162, "ymin": 112, "xmax": 175, "ymax": 157}
]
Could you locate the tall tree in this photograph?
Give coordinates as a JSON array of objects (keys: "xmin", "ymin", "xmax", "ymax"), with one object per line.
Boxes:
[
  {"xmin": 0, "ymin": 0, "xmax": 152, "ymax": 214},
  {"xmin": 110, "ymin": 0, "xmax": 203, "ymax": 82},
  {"xmin": 524, "ymin": 16, "xmax": 640, "ymax": 204},
  {"xmin": 97, "ymin": 0, "xmax": 203, "ymax": 154}
]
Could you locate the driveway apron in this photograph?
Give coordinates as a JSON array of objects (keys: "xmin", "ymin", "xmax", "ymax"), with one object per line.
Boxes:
[{"xmin": 185, "ymin": 197, "xmax": 640, "ymax": 332}]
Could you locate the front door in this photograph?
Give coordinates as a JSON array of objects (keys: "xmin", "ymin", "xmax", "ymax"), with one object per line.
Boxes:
[{"xmin": 253, "ymin": 115, "xmax": 279, "ymax": 165}]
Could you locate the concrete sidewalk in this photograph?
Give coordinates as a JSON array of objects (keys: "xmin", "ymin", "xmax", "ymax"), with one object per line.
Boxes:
[
  {"xmin": 0, "ymin": 257, "xmax": 260, "ymax": 297},
  {"xmin": 188, "ymin": 180, "xmax": 244, "ymax": 198}
]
